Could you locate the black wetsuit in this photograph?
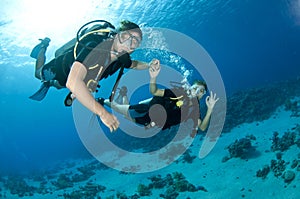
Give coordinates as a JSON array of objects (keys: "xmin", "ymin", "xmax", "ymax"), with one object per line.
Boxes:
[
  {"xmin": 129, "ymin": 88, "xmax": 200, "ymax": 130},
  {"xmin": 41, "ymin": 34, "xmax": 132, "ymax": 92}
]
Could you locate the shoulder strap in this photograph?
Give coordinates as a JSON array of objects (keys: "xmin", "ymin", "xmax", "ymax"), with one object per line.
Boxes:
[
  {"xmin": 109, "ymin": 64, "xmax": 125, "ymax": 102},
  {"xmin": 73, "ymin": 29, "xmax": 112, "ymax": 59}
]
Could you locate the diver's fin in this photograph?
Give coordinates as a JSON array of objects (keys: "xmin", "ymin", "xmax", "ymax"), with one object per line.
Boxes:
[
  {"xmin": 114, "ymin": 89, "xmax": 123, "ymax": 104},
  {"xmin": 29, "ymin": 82, "xmax": 50, "ymax": 101},
  {"xmin": 114, "ymin": 86, "xmax": 128, "ymax": 104},
  {"xmin": 30, "ymin": 37, "xmax": 51, "ymax": 59},
  {"xmin": 30, "ymin": 44, "xmax": 42, "ymax": 59}
]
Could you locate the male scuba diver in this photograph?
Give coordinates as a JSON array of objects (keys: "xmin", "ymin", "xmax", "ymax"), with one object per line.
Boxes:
[
  {"xmin": 114, "ymin": 86, "xmax": 129, "ymax": 105},
  {"xmin": 30, "ymin": 20, "xmax": 152, "ymax": 132},
  {"xmin": 99, "ymin": 59, "xmax": 219, "ymax": 137}
]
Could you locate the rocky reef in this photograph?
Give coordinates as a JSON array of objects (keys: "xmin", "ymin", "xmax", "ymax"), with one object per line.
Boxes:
[
  {"xmin": 256, "ymin": 165, "xmax": 271, "ymax": 179},
  {"xmin": 3, "ymin": 175, "xmax": 37, "ymax": 197},
  {"xmin": 135, "ymin": 172, "xmax": 207, "ymax": 199},
  {"xmin": 222, "ymin": 135, "xmax": 257, "ymax": 162},
  {"xmin": 223, "ymin": 78, "xmax": 300, "ymax": 132},
  {"xmin": 63, "ymin": 182, "xmax": 106, "ymax": 199},
  {"xmin": 0, "ymin": 160, "xmax": 110, "ymax": 198},
  {"xmin": 0, "ymin": 160, "xmax": 209, "ymax": 199},
  {"xmin": 178, "ymin": 149, "xmax": 196, "ymax": 164},
  {"xmin": 255, "ymin": 124, "xmax": 300, "ymax": 184},
  {"xmin": 256, "ymin": 151, "xmax": 299, "ymax": 184},
  {"xmin": 271, "ymin": 131, "xmax": 298, "ymax": 152}
]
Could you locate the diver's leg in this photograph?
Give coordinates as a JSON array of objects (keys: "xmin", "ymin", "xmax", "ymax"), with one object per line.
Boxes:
[
  {"xmin": 138, "ymin": 97, "xmax": 153, "ymax": 104},
  {"xmin": 122, "ymin": 96, "xmax": 129, "ymax": 105},
  {"xmin": 35, "ymin": 48, "xmax": 47, "ymax": 79},
  {"xmin": 114, "ymin": 86, "xmax": 129, "ymax": 105},
  {"xmin": 104, "ymin": 100, "xmax": 130, "ymax": 117},
  {"xmin": 31, "ymin": 38, "xmax": 51, "ymax": 80}
]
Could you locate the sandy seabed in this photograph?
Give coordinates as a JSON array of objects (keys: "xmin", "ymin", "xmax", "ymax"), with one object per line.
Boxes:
[{"xmin": 1, "ymin": 102, "xmax": 299, "ymax": 199}]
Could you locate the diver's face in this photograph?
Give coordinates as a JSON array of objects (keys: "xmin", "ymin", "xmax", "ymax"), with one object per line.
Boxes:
[
  {"xmin": 190, "ymin": 84, "xmax": 206, "ymax": 99},
  {"xmin": 115, "ymin": 30, "xmax": 142, "ymax": 53}
]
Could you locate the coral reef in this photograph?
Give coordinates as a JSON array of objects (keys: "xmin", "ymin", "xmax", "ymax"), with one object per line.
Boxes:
[
  {"xmin": 148, "ymin": 175, "xmax": 169, "ymax": 189},
  {"xmin": 270, "ymin": 153, "xmax": 287, "ymax": 177},
  {"xmin": 256, "ymin": 156, "xmax": 286, "ymax": 179},
  {"xmin": 116, "ymin": 192, "xmax": 141, "ymax": 199},
  {"xmin": 223, "ymin": 78, "xmax": 300, "ymax": 132},
  {"xmin": 256, "ymin": 165, "xmax": 270, "ymax": 179},
  {"xmin": 62, "ymin": 182, "xmax": 106, "ymax": 199},
  {"xmin": 292, "ymin": 124, "xmax": 300, "ymax": 148},
  {"xmin": 256, "ymin": 152, "xmax": 297, "ymax": 182},
  {"xmin": 256, "ymin": 131, "xmax": 300, "ymax": 184},
  {"xmin": 160, "ymin": 186, "xmax": 179, "ymax": 199},
  {"xmin": 51, "ymin": 174, "xmax": 73, "ymax": 190},
  {"xmin": 291, "ymin": 158, "xmax": 299, "ymax": 169},
  {"xmin": 71, "ymin": 164, "xmax": 96, "ymax": 182},
  {"xmin": 0, "ymin": 159, "xmax": 115, "ymax": 198},
  {"xmin": 137, "ymin": 184, "xmax": 152, "ymax": 196},
  {"xmin": 0, "ymin": 158, "xmax": 208, "ymax": 199},
  {"xmin": 271, "ymin": 131, "xmax": 297, "ymax": 152},
  {"xmin": 284, "ymin": 98, "xmax": 300, "ymax": 117},
  {"xmin": 282, "ymin": 170, "xmax": 295, "ymax": 183},
  {"xmin": 224, "ymin": 137, "xmax": 256, "ymax": 160},
  {"xmin": 138, "ymin": 172, "xmax": 206, "ymax": 199},
  {"xmin": 4, "ymin": 176, "xmax": 37, "ymax": 197},
  {"xmin": 181, "ymin": 149, "xmax": 196, "ymax": 164}
]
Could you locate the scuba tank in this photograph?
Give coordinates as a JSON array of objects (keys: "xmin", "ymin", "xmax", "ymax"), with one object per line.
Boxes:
[
  {"xmin": 54, "ymin": 38, "xmax": 77, "ymax": 58},
  {"xmin": 55, "ymin": 20, "xmax": 116, "ymax": 58},
  {"xmin": 62, "ymin": 20, "xmax": 130, "ymax": 106}
]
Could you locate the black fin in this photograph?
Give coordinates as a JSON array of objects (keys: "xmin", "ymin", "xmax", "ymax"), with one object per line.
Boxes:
[
  {"xmin": 30, "ymin": 37, "xmax": 51, "ymax": 59},
  {"xmin": 30, "ymin": 44, "xmax": 42, "ymax": 59},
  {"xmin": 29, "ymin": 82, "xmax": 50, "ymax": 101}
]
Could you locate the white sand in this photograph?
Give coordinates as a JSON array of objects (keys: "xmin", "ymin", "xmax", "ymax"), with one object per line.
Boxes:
[{"xmin": 1, "ymin": 104, "xmax": 299, "ymax": 199}]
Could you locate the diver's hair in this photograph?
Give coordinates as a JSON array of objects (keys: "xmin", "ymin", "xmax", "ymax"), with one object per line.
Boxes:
[
  {"xmin": 193, "ymin": 80, "xmax": 208, "ymax": 92},
  {"xmin": 117, "ymin": 20, "xmax": 143, "ymax": 39}
]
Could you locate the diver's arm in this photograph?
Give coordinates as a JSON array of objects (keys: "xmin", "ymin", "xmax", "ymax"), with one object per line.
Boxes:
[
  {"xmin": 131, "ymin": 59, "xmax": 165, "ymax": 96},
  {"xmin": 130, "ymin": 60, "xmax": 150, "ymax": 70},
  {"xmin": 198, "ymin": 108, "xmax": 213, "ymax": 131},
  {"xmin": 198, "ymin": 91, "xmax": 219, "ymax": 131},
  {"xmin": 66, "ymin": 61, "xmax": 119, "ymax": 132},
  {"xmin": 150, "ymin": 76, "xmax": 164, "ymax": 97},
  {"xmin": 149, "ymin": 59, "xmax": 164, "ymax": 97}
]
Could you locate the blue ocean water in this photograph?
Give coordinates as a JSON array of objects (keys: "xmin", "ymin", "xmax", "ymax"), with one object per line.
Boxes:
[{"xmin": 0, "ymin": 0, "xmax": 299, "ymax": 192}]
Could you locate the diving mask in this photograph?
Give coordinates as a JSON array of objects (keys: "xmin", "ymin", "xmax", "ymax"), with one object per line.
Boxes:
[
  {"xmin": 118, "ymin": 30, "xmax": 141, "ymax": 50},
  {"xmin": 190, "ymin": 85, "xmax": 206, "ymax": 97}
]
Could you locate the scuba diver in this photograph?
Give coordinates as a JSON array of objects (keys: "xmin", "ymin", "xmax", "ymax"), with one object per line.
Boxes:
[
  {"xmin": 114, "ymin": 86, "xmax": 129, "ymax": 105},
  {"xmin": 99, "ymin": 59, "xmax": 219, "ymax": 137},
  {"xmin": 30, "ymin": 20, "xmax": 152, "ymax": 132}
]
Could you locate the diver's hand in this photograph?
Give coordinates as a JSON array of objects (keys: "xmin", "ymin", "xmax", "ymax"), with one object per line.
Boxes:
[
  {"xmin": 99, "ymin": 109, "xmax": 120, "ymax": 132},
  {"xmin": 206, "ymin": 91, "xmax": 219, "ymax": 110},
  {"xmin": 149, "ymin": 59, "xmax": 160, "ymax": 78}
]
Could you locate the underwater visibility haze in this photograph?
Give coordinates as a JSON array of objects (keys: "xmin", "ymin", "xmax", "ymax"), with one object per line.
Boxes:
[{"xmin": 0, "ymin": 0, "xmax": 300, "ymax": 198}]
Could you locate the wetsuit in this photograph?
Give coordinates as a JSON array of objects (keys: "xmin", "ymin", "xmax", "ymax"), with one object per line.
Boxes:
[
  {"xmin": 128, "ymin": 88, "xmax": 200, "ymax": 130},
  {"xmin": 41, "ymin": 34, "xmax": 132, "ymax": 92}
]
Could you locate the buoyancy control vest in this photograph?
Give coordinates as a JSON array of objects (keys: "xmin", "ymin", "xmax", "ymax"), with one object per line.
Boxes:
[
  {"xmin": 61, "ymin": 20, "xmax": 132, "ymax": 106},
  {"xmin": 55, "ymin": 20, "xmax": 116, "ymax": 59},
  {"xmin": 149, "ymin": 87, "xmax": 200, "ymax": 130}
]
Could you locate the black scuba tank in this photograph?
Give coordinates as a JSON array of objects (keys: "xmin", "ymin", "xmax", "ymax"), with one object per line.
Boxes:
[{"xmin": 55, "ymin": 20, "xmax": 116, "ymax": 58}]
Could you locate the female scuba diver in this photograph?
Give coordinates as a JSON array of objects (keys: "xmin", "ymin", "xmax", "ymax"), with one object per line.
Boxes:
[{"xmin": 98, "ymin": 59, "xmax": 219, "ymax": 137}]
